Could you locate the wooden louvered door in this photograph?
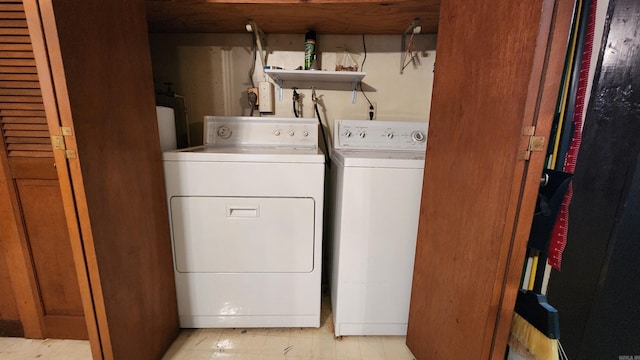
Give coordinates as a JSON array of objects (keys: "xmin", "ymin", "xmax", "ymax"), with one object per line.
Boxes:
[{"xmin": 0, "ymin": 0, "xmax": 86, "ymax": 339}]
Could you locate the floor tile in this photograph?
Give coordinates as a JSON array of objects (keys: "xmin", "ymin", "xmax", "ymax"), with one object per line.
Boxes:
[
  {"xmin": 335, "ymin": 337, "xmax": 360, "ymax": 360},
  {"xmin": 285, "ymin": 336, "xmax": 313, "ymax": 359},
  {"xmin": 311, "ymin": 338, "xmax": 336, "ymax": 359},
  {"xmin": 358, "ymin": 338, "xmax": 386, "ymax": 360},
  {"xmin": 0, "ymin": 306, "xmax": 418, "ymax": 360}
]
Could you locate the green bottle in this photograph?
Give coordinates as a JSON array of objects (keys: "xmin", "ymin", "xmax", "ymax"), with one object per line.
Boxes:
[{"xmin": 304, "ymin": 30, "xmax": 316, "ymax": 70}]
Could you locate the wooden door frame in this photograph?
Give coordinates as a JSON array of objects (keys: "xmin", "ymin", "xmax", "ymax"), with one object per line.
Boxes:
[{"xmin": 22, "ymin": 0, "xmax": 102, "ymax": 357}]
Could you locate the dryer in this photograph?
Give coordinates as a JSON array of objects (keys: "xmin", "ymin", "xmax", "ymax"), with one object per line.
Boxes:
[
  {"xmin": 163, "ymin": 116, "xmax": 324, "ymax": 328},
  {"xmin": 328, "ymin": 119, "xmax": 427, "ymax": 336}
]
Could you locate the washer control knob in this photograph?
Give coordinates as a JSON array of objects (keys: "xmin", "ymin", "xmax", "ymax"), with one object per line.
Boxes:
[
  {"xmin": 217, "ymin": 126, "xmax": 232, "ymax": 139},
  {"xmin": 411, "ymin": 130, "xmax": 426, "ymax": 143},
  {"xmin": 387, "ymin": 132, "xmax": 394, "ymax": 139},
  {"xmin": 344, "ymin": 130, "xmax": 352, "ymax": 138},
  {"xmin": 273, "ymin": 130, "xmax": 281, "ymax": 136},
  {"xmin": 359, "ymin": 132, "xmax": 366, "ymax": 139},
  {"xmin": 303, "ymin": 131, "xmax": 309, "ymax": 137},
  {"xmin": 289, "ymin": 130, "xmax": 295, "ymax": 136}
]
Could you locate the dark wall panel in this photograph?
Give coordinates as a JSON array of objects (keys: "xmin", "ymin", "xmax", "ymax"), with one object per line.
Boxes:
[{"xmin": 547, "ymin": 0, "xmax": 640, "ymax": 357}]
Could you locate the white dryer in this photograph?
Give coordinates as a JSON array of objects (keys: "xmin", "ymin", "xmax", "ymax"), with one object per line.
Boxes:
[
  {"xmin": 163, "ymin": 116, "xmax": 324, "ymax": 328},
  {"xmin": 328, "ymin": 119, "xmax": 427, "ymax": 336}
]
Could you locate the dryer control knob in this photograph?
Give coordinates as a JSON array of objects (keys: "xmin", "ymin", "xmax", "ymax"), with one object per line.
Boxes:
[
  {"xmin": 303, "ymin": 131, "xmax": 309, "ymax": 137},
  {"xmin": 273, "ymin": 130, "xmax": 281, "ymax": 136},
  {"xmin": 344, "ymin": 130, "xmax": 352, "ymax": 138},
  {"xmin": 289, "ymin": 130, "xmax": 295, "ymax": 136},
  {"xmin": 359, "ymin": 132, "xmax": 366, "ymax": 138},
  {"xmin": 387, "ymin": 132, "xmax": 394, "ymax": 139}
]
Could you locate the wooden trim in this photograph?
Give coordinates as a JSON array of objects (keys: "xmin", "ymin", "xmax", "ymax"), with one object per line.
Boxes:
[
  {"xmin": 0, "ymin": 320, "xmax": 24, "ymax": 337},
  {"xmin": 22, "ymin": 0, "xmax": 102, "ymax": 357}
]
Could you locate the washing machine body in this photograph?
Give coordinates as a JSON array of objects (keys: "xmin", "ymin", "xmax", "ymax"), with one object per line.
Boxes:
[
  {"xmin": 328, "ymin": 119, "xmax": 427, "ymax": 336},
  {"xmin": 163, "ymin": 116, "xmax": 325, "ymax": 328}
]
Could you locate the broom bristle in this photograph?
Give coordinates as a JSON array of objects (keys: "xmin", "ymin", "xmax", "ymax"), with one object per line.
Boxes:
[{"xmin": 509, "ymin": 312, "xmax": 559, "ymax": 360}]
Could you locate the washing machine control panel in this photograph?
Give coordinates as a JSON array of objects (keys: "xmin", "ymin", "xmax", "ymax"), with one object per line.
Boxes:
[
  {"xmin": 204, "ymin": 116, "xmax": 319, "ymax": 148},
  {"xmin": 335, "ymin": 120, "xmax": 427, "ymax": 150}
]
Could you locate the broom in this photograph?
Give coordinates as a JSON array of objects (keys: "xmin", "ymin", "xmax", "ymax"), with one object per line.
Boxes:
[
  {"xmin": 508, "ymin": 290, "xmax": 560, "ymax": 359},
  {"xmin": 508, "ymin": 169, "xmax": 571, "ymax": 359}
]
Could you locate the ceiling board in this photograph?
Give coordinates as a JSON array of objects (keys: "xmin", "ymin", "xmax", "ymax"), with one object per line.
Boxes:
[{"xmin": 145, "ymin": 0, "xmax": 440, "ymax": 34}]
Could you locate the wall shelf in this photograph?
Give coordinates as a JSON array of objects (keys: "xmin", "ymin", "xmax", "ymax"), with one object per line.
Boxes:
[{"xmin": 264, "ymin": 69, "xmax": 366, "ymax": 103}]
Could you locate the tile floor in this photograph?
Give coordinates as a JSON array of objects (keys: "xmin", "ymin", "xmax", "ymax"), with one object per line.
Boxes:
[{"xmin": 0, "ymin": 299, "xmax": 416, "ymax": 360}]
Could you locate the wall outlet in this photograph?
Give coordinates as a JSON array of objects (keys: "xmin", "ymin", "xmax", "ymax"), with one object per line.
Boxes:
[
  {"xmin": 366, "ymin": 100, "xmax": 377, "ymax": 120},
  {"xmin": 247, "ymin": 87, "xmax": 259, "ymax": 106}
]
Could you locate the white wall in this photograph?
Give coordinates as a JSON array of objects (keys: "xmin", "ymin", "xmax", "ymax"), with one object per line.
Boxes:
[{"xmin": 149, "ymin": 33, "xmax": 437, "ymax": 145}]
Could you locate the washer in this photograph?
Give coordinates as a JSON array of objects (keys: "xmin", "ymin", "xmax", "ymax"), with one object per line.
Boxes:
[
  {"xmin": 328, "ymin": 119, "xmax": 427, "ymax": 336},
  {"xmin": 163, "ymin": 116, "xmax": 324, "ymax": 328}
]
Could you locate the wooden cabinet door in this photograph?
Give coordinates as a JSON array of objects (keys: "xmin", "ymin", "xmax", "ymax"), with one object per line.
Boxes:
[
  {"xmin": 406, "ymin": 0, "xmax": 575, "ymax": 358},
  {"xmin": 0, "ymin": 0, "xmax": 86, "ymax": 339},
  {"xmin": 25, "ymin": 0, "xmax": 179, "ymax": 358}
]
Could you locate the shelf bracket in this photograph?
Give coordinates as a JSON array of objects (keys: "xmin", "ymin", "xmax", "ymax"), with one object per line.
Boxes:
[
  {"xmin": 351, "ymin": 81, "xmax": 359, "ymax": 104},
  {"xmin": 273, "ymin": 76, "xmax": 283, "ymax": 101}
]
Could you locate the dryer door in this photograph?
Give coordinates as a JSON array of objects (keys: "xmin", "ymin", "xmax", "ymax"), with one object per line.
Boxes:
[{"xmin": 170, "ymin": 196, "xmax": 315, "ymax": 273}]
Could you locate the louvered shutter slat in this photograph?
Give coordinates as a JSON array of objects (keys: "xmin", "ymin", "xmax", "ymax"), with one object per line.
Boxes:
[
  {"xmin": 5, "ymin": 136, "xmax": 50, "ymax": 144},
  {"xmin": 7, "ymin": 143, "xmax": 51, "ymax": 151},
  {"xmin": 0, "ymin": 3, "xmax": 52, "ymax": 159},
  {"xmin": 1, "ymin": 116, "xmax": 47, "ymax": 124},
  {"xmin": 0, "ymin": 50, "xmax": 33, "ymax": 58},
  {"xmin": 8, "ymin": 150, "xmax": 53, "ymax": 157},
  {"xmin": 0, "ymin": 73, "xmax": 38, "ymax": 81},
  {"xmin": 3, "ymin": 123, "xmax": 48, "ymax": 131},
  {"xmin": 0, "ymin": 43, "xmax": 32, "ymax": 51},
  {"xmin": 4, "ymin": 130, "xmax": 49, "ymax": 137},
  {"xmin": 0, "ymin": 103, "xmax": 45, "ymax": 110},
  {"xmin": 0, "ymin": 88, "xmax": 40, "ymax": 95}
]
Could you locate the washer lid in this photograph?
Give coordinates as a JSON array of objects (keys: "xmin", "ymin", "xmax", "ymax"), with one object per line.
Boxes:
[
  {"xmin": 331, "ymin": 149, "xmax": 425, "ymax": 169},
  {"xmin": 163, "ymin": 145, "xmax": 325, "ymax": 163}
]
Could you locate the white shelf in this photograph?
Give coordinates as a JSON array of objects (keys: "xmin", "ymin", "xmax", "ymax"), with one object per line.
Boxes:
[
  {"xmin": 265, "ymin": 69, "xmax": 365, "ymax": 83},
  {"xmin": 264, "ymin": 69, "xmax": 366, "ymax": 103}
]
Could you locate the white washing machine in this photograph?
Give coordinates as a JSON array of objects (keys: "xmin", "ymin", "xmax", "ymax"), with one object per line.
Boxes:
[
  {"xmin": 163, "ymin": 116, "xmax": 324, "ymax": 328},
  {"xmin": 328, "ymin": 119, "xmax": 427, "ymax": 336}
]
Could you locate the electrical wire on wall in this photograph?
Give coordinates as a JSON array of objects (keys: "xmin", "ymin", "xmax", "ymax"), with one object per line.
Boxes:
[
  {"xmin": 292, "ymin": 88, "xmax": 300, "ymax": 117},
  {"xmin": 247, "ymin": 37, "xmax": 258, "ymax": 116},
  {"xmin": 248, "ymin": 39, "xmax": 256, "ymax": 88},
  {"xmin": 312, "ymin": 88, "xmax": 330, "ymax": 167},
  {"xmin": 360, "ymin": 34, "xmax": 374, "ymax": 120}
]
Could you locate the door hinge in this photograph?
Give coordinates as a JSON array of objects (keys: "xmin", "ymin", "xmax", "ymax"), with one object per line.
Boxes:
[
  {"xmin": 60, "ymin": 127, "xmax": 73, "ymax": 136},
  {"xmin": 65, "ymin": 149, "xmax": 77, "ymax": 159},
  {"xmin": 518, "ymin": 126, "xmax": 545, "ymax": 160},
  {"xmin": 51, "ymin": 135, "xmax": 65, "ymax": 150},
  {"xmin": 53, "ymin": 128, "xmax": 76, "ymax": 157}
]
